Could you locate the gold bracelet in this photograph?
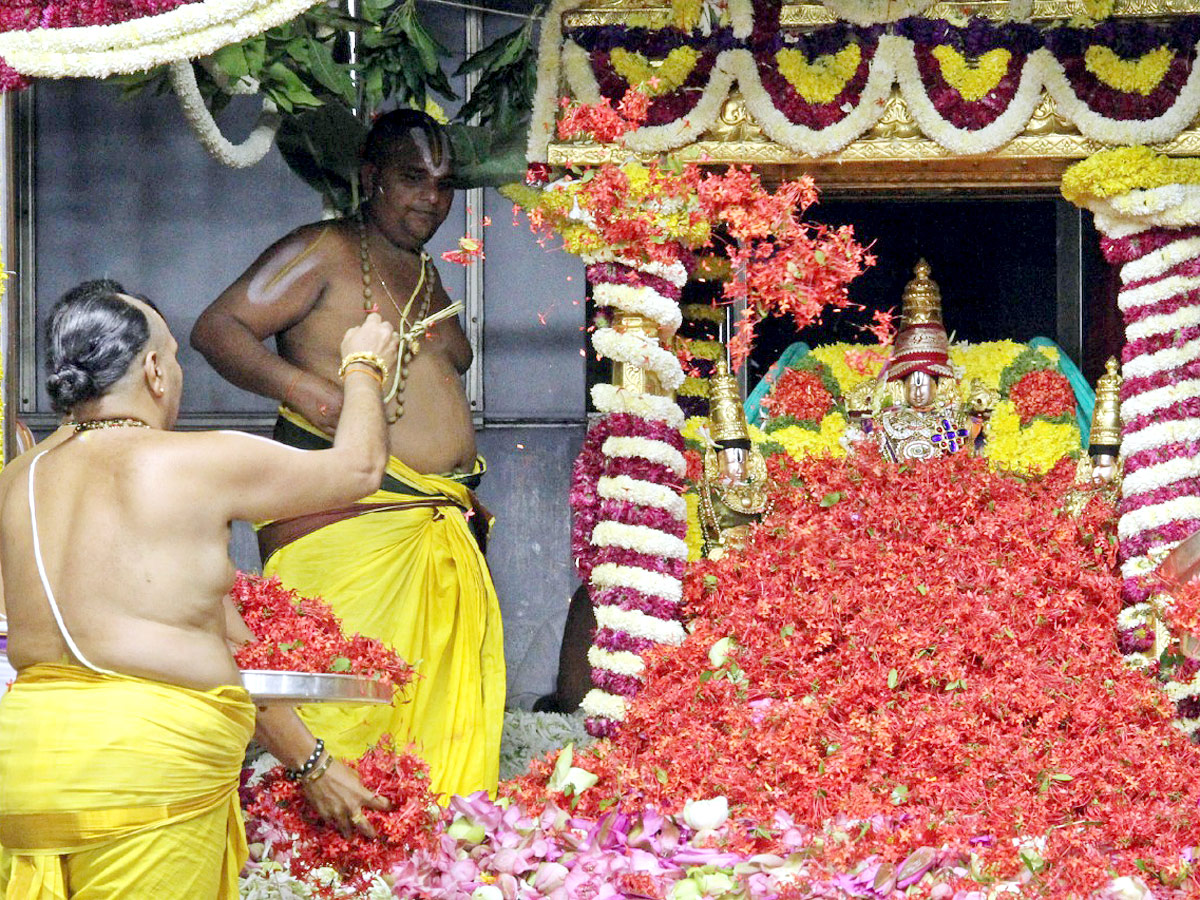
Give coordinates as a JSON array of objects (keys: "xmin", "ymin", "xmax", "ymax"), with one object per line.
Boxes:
[
  {"xmin": 302, "ymin": 751, "xmax": 334, "ymax": 784},
  {"xmin": 342, "ymin": 364, "xmax": 384, "ymax": 387},
  {"xmin": 338, "ymin": 351, "xmax": 390, "ymax": 385}
]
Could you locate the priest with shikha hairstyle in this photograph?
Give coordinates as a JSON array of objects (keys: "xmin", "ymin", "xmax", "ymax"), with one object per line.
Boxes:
[{"xmin": 0, "ymin": 279, "xmax": 397, "ymax": 899}]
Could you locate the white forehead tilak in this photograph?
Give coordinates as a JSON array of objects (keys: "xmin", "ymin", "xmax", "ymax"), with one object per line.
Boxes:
[{"xmin": 408, "ymin": 126, "xmax": 451, "ymax": 178}]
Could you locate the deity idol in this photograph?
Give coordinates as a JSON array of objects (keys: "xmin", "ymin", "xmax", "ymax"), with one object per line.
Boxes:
[
  {"xmin": 1080, "ymin": 357, "xmax": 1124, "ymax": 485},
  {"xmin": 847, "ymin": 260, "xmax": 983, "ymax": 462},
  {"xmin": 697, "ymin": 360, "xmax": 773, "ymax": 558}
]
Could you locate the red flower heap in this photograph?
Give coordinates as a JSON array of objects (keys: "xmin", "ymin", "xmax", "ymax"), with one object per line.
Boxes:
[
  {"xmin": 232, "ymin": 573, "xmax": 413, "ymax": 689},
  {"xmin": 1010, "ymin": 368, "xmax": 1077, "ymax": 425},
  {"xmin": 511, "ymin": 451, "xmax": 1200, "ymax": 893},
  {"xmin": 760, "ymin": 368, "xmax": 835, "ymax": 424},
  {"xmin": 245, "ymin": 736, "xmax": 439, "ymax": 890}
]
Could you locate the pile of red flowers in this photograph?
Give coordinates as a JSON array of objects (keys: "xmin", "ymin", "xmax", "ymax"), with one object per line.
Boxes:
[
  {"xmin": 244, "ymin": 737, "xmax": 439, "ymax": 890},
  {"xmin": 1164, "ymin": 577, "xmax": 1200, "ymax": 639},
  {"xmin": 509, "ymin": 450, "xmax": 1200, "ymax": 894},
  {"xmin": 760, "ymin": 368, "xmax": 835, "ymax": 424},
  {"xmin": 232, "ymin": 574, "xmax": 413, "ymax": 689},
  {"xmin": 1010, "ymin": 369, "xmax": 1077, "ymax": 425}
]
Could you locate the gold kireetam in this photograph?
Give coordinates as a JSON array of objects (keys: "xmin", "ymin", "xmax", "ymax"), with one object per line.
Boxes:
[
  {"xmin": 708, "ymin": 359, "xmax": 750, "ymax": 443},
  {"xmin": 900, "ymin": 259, "xmax": 943, "ymax": 327},
  {"xmin": 1090, "ymin": 356, "xmax": 1123, "ymax": 448}
]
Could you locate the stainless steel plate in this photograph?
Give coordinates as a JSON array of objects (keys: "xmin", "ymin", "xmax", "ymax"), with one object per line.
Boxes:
[{"xmin": 241, "ymin": 670, "xmax": 394, "ymax": 705}]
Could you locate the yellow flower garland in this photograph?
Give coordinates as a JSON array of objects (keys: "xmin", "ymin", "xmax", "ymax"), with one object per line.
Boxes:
[
  {"xmin": 775, "ymin": 45, "xmax": 862, "ymax": 104},
  {"xmin": 610, "ymin": 47, "xmax": 703, "ymax": 97},
  {"xmin": 983, "ymin": 400, "xmax": 1080, "ymax": 474},
  {"xmin": 681, "ymin": 303, "xmax": 726, "ymax": 324},
  {"xmin": 929, "ymin": 46, "xmax": 1012, "ymax": 102},
  {"xmin": 679, "ymin": 376, "xmax": 710, "ymax": 398},
  {"xmin": 1061, "ymin": 147, "xmax": 1200, "ymax": 205},
  {"xmin": 1084, "ymin": 45, "xmax": 1174, "ymax": 97},
  {"xmin": 671, "ymin": 0, "xmax": 703, "ymax": 32},
  {"xmin": 808, "ymin": 342, "xmax": 883, "ymax": 393},
  {"xmin": 949, "ymin": 340, "xmax": 1026, "ymax": 393},
  {"xmin": 770, "ymin": 414, "xmax": 849, "ymax": 460},
  {"xmin": 687, "ymin": 340, "xmax": 725, "ymax": 362}
]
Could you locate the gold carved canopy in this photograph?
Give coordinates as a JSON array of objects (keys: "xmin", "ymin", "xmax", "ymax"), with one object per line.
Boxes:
[{"xmin": 540, "ymin": 0, "xmax": 1200, "ymax": 191}]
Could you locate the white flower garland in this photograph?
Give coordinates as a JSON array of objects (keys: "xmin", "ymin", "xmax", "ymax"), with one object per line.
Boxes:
[
  {"xmin": 592, "ymin": 327, "xmax": 685, "ymax": 390},
  {"xmin": 527, "ymin": 0, "xmax": 595, "ymax": 162},
  {"xmin": 561, "ymin": 40, "xmax": 604, "ymax": 105},
  {"xmin": 0, "ymin": 0, "xmax": 321, "ymax": 78},
  {"xmin": 1121, "ymin": 235, "xmax": 1200, "ymax": 285},
  {"xmin": 1123, "ymin": 417, "xmax": 1200, "ymax": 457},
  {"xmin": 591, "ymin": 562, "xmax": 683, "ymax": 603},
  {"xmin": 598, "ymin": 474, "xmax": 688, "ymax": 520},
  {"xmin": 580, "ymin": 687, "xmax": 630, "ymax": 720},
  {"xmin": 1122, "ymin": 452, "xmax": 1200, "ymax": 497},
  {"xmin": 1121, "ymin": 376, "xmax": 1200, "ymax": 421},
  {"xmin": 1119, "ymin": 496, "xmax": 1200, "ymax": 540},
  {"xmin": 587, "ymin": 645, "xmax": 646, "ymax": 677},
  {"xmin": 1117, "ymin": 602, "xmax": 1155, "ymax": 630},
  {"xmin": 594, "ymin": 282, "xmax": 683, "ymax": 332},
  {"xmin": 1122, "ymin": 336, "xmax": 1200, "ymax": 381},
  {"xmin": 581, "ymin": 253, "xmax": 688, "ymax": 287},
  {"xmin": 625, "ymin": 53, "xmax": 737, "ymax": 155},
  {"xmin": 817, "ymin": 0, "xmax": 935, "ymax": 25},
  {"xmin": 601, "ymin": 435, "xmax": 686, "ymax": 475},
  {"xmin": 168, "ymin": 61, "xmax": 278, "ymax": 169},
  {"xmin": 594, "ymin": 603, "xmax": 688, "ymax": 644},
  {"xmin": 1041, "ymin": 39, "xmax": 1200, "ymax": 147},
  {"xmin": 1123, "ymin": 301, "xmax": 1200, "ymax": 343},
  {"xmin": 592, "ymin": 384, "xmax": 685, "ymax": 427},
  {"xmin": 1090, "ymin": 186, "xmax": 1200, "ymax": 238},
  {"xmin": 892, "ymin": 41, "xmax": 1047, "ymax": 156},
  {"xmin": 591, "ymin": 520, "xmax": 689, "ymax": 560},
  {"xmin": 730, "ymin": 44, "xmax": 896, "ymax": 158}
]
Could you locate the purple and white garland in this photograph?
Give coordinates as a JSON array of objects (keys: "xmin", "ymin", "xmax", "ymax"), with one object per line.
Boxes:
[
  {"xmin": 1091, "ymin": 217, "xmax": 1200, "ymax": 735},
  {"xmin": 571, "ymin": 257, "xmax": 690, "ymax": 737}
]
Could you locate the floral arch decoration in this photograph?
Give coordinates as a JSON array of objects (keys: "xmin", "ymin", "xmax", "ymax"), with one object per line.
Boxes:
[{"xmin": 529, "ymin": 0, "xmax": 1200, "ymax": 171}]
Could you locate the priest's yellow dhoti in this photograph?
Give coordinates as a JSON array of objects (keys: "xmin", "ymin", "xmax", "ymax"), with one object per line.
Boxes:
[
  {"xmin": 0, "ymin": 663, "xmax": 255, "ymax": 900},
  {"xmin": 261, "ymin": 410, "xmax": 505, "ymax": 799}
]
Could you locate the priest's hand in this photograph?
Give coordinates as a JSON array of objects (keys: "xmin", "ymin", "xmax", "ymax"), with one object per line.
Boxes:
[
  {"xmin": 285, "ymin": 372, "xmax": 343, "ymax": 436},
  {"xmin": 301, "ymin": 754, "xmax": 391, "ymax": 839}
]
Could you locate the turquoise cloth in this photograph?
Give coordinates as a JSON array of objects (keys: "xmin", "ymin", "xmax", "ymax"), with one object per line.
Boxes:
[{"xmin": 745, "ymin": 342, "xmax": 810, "ymax": 427}]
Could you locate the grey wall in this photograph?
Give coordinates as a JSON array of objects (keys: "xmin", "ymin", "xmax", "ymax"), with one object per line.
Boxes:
[{"xmin": 23, "ymin": 6, "xmax": 588, "ymax": 704}]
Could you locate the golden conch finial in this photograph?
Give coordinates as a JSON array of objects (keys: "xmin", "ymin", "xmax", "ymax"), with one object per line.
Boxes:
[
  {"xmin": 1089, "ymin": 356, "xmax": 1123, "ymax": 450},
  {"xmin": 901, "ymin": 259, "xmax": 944, "ymax": 327},
  {"xmin": 708, "ymin": 359, "xmax": 750, "ymax": 443}
]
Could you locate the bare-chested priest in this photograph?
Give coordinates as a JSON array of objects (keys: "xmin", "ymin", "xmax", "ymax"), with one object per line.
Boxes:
[
  {"xmin": 191, "ymin": 108, "xmax": 504, "ymax": 799},
  {"xmin": 0, "ymin": 280, "xmax": 398, "ymax": 898}
]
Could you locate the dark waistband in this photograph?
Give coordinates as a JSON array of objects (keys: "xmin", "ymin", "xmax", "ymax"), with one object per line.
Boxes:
[{"xmin": 273, "ymin": 414, "xmax": 483, "ymax": 492}]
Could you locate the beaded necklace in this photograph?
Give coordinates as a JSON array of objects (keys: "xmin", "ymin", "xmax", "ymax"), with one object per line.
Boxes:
[
  {"xmin": 356, "ymin": 215, "xmax": 465, "ymax": 422},
  {"xmin": 357, "ymin": 216, "xmax": 432, "ymax": 421},
  {"xmin": 73, "ymin": 417, "xmax": 150, "ymax": 434}
]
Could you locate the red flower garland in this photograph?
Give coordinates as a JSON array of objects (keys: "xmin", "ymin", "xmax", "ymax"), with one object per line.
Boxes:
[
  {"xmin": 232, "ymin": 573, "xmax": 414, "ymax": 689},
  {"xmin": 1009, "ymin": 368, "xmax": 1077, "ymax": 425},
  {"xmin": 760, "ymin": 368, "xmax": 835, "ymax": 423}
]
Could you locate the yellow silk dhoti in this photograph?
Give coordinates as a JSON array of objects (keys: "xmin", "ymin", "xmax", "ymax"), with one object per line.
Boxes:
[
  {"xmin": 0, "ymin": 664, "xmax": 255, "ymax": 900},
  {"xmin": 261, "ymin": 410, "xmax": 505, "ymax": 799}
]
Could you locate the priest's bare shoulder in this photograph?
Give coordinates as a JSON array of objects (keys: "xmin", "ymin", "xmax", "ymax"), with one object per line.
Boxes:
[{"xmin": 192, "ymin": 110, "xmax": 475, "ymax": 476}]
